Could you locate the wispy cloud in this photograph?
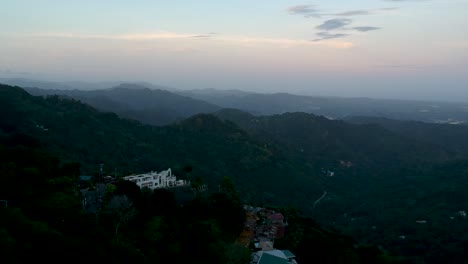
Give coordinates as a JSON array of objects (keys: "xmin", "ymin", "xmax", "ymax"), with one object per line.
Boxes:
[
  {"xmin": 190, "ymin": 35, "xmax": 213, "ymax": 40},
  {"xmin": 190, "ymin": 32, "xmax": 218, "ymax": 40},
  {"xmin": 317, "ymin": 19, "xmax": 352, "ymax": 31},
  {"xmin": 288, "ymin": 4, "xmax": 393, "ymax": 42},
  {"xmin": 333, "ymin": 10, "xmax": 371, "ymax": 16},
  {"xmin": 314, "ymin": 19, "xmax": 353, "ymax": 41},
  {"xmin": 287, "ymin": 5, "xmax": 321, "ymax": 17},
  {"xmin": 380, "ymin": 7, "xmax": 399, "ymax": 11},
  {"xmin": 353, "ymin": 26, "xmax": 381, "ymax": 32},
  {"xmin": 313, "ymin": 32, "xmax": 350, "ymax": 41},
  {"xmin": 287, "ymin": 5, "xmax": 398, "ymax": 18},
  {"xmin": 30, "ymin": 32, "xmax": 354, "ymax": 49},
  {"xmin": 32, "ymin": 32, "xmax": 195, "ymax": 40},
  {"xmin": 219, "ymin": 35, "xmax": 353, "ymax": 49}
]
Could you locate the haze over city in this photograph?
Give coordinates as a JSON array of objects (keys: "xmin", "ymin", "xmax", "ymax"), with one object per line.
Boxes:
[{"xmin": 1, "ymin": 0, "xmax": 467, "ymax": 101}]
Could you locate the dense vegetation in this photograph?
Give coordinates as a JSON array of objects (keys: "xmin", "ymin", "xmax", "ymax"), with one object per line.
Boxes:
[
  {"xmin": 0, "ymin": 85, "xmax": 393, "ymax": 263},
  {"xmin": 2, "ymin": 84, "xmax": 468, "ymax": 262},
  {"xmin": 215, "ymin": 109, "xmax": 468, "ymax": 263},
  {"xmin": 345, "ymin": 116, "xmax": 468, "ymax": 154},
  {"xmin": 0, "ymin": 130, "xmax": 248, "ymax": 263}
]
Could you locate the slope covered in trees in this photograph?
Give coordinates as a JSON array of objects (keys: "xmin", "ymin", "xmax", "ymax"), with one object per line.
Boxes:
[
  {"xmin": 0, "ymin": 84, "xmax": 321, "ymax": 204},
  {"xmin": 2, "ymin": 84, "xmax": 468, "ymax": 262},
  {"xmin": 0, "ymin": 131, "xmax": 250, "ymax": 263},
  {"xmin": 345, "ymin": 116, "xmax": 468, "ymax": 154},
  {"xmin": 215, "ymin": 109, "xmax": 468, "ymax": 262},
  {"xmin": 0, "ymin": 84, "xmax": 401, "ymax": 263}
]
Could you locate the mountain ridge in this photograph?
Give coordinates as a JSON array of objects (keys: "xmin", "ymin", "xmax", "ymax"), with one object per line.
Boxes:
[{"xmin": 22, "ymin": 84, "xmax": 221, "ymax": 126}]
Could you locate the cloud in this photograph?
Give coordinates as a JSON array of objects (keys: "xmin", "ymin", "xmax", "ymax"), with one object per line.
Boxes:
[
  {"xmin": 333, "ymin": 10, "xmax": 371, "ymax": 16},
  {"xmin": 288, "ymin": 4, "xmax": 398, "ymax": 18},
  {"xmin": 313, "ymin": 32, "xmax": 350, "ymax": 41},
  {"xmin": 317, "ymin": 19, "xmax": 352, "ymax": 31},
  {"xmin": 287, "ymin": 5, "xmax": 321, "ymax": 17},
  {"xmin": 353, "ymin": 26, "xmax": 381, "ymax": 32},
  {"xmin": 30, "ymin": 31, "xmax": 354, "ymax": 49},
  {"xmin": 380, "ymin": 7, "xmax": 399, "ymax": 11},
  {"xmin": 220, "ymin": 35, "xmax": 353, "ymax": 49},
  {"xmin": 190, "ymin": 35, "xmax": 213, "ymax": 40},
  {"xmin": 32, "ymin": 32, "xmax": 195, "ymax": 40}
]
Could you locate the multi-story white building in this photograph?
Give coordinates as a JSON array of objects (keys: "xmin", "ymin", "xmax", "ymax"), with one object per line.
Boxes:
[{"xmin": 123, "ymin": 168, "xmax": 189, "ymax": 190}]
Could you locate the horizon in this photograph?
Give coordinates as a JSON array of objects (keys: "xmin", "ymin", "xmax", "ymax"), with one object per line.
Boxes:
[
  {"xmin": 1, "ymin": 1, "xmax": 468, "ymax": 101},
  {"xmin": 3, "ymin": 76, "xmax": 468, "ymax": 104}
]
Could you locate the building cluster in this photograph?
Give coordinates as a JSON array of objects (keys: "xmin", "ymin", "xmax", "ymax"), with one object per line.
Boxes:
[
  {"xmin": 78, "ymin": 168, "xmax": 189, "ymax": 214},
  {"xmin": 123, "ymin": 168, "xmax": 190, "ymax": 190},
  {"xmin": 237, "ymin": 206, "xmax": 298, "ymax": 264},
  {"xmin": 255, "ymin": 208, "xmax": 286, "ymax": 242}
]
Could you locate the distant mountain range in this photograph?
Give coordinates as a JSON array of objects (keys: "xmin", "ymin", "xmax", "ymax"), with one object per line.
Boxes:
[
  {"xmin": 3, "ymin": 77, "xmax": 468, "ymax": 125},
  {"xmin": 23, "ymin": 84, "xmax": 220, "ymax": 126},
  {"xmin": 184, "ymin": 89, "xmax": 468, "ymax": 124},
  {"xmin": 0, "ymin": 77, "xmax": 176, "ymax": 91}
]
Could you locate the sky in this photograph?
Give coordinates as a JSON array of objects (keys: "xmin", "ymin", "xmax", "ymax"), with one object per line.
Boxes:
[{"xmin": 1, "ymin": 0, "xmax": 468, "ymax": 101}]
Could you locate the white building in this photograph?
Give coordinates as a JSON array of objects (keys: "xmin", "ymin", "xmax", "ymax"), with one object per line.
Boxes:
[{"xmin": 123, "ymin": 169, "xmax": 189, "ymax": 190}]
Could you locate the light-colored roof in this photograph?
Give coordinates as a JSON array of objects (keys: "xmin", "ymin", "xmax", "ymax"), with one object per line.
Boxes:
[
  {"xmin": 264, "ymin": 250, "xmax": 287, "ymax": 259},
  {"xmin": 258, "ymin": 253, "xmax": 288, "ymax": 264},
  {"xmin": 282, "ymin": 250, "xmax": 295, "ymax": 258}
]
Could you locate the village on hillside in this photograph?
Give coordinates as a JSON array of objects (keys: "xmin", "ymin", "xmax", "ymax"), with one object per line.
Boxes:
[{"xmin": 78, "ymin": 168, "xmax": 297, "ymax": 263}]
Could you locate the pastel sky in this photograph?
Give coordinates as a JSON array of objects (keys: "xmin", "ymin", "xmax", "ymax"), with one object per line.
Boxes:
[{"xmin": 1, "ymin": 0, "xmax": 468, "ymax": 101}]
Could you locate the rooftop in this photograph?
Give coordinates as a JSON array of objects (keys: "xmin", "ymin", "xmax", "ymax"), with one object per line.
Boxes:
[{"xmin": 257, "ymin": 252, "xmax": 289, "ymax": 264}]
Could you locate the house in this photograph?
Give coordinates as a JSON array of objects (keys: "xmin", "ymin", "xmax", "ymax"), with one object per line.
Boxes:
[
  {"xmin": 123, "ymin": 168, "xmax": 190, "ymax": 190},
  {"xmin": 267, "ymin": 213, "xmax": 286, "ymax": 238},
  {"xmin": 256, "ymin": 209, "xmax": 287, "ymax": 240}
]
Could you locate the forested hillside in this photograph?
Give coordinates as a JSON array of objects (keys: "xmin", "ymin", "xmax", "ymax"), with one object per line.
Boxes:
[
  {"xmin": 345, "ymin": 116, "xmax": 468, "ymax": 154},
  {"xmin": 2, "ymin": 84, "xmax": 468, "ymax": 262},
  {"xmin": 215, "ymin": 109, "xmax": 468, "ymax": 263},
  {"xmin": 0, "ymin": 84, "xmax": 400, "ymax": 263}
]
